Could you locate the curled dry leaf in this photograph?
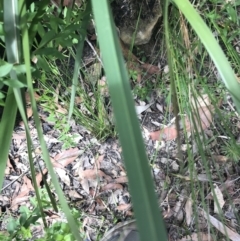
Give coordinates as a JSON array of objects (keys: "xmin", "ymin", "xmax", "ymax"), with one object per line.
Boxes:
[
  {"xmin": 68, "ymin": 190, "xmax": 83, "ymax": 199},
  {"xmin": 12, "ymin": 132, "xmax": 26, "ymax": 140},
  {"xmin": 25, "ymin": 91, "xmax": 40, "ymax": 104},
  {"xmin": 36, "ymin": 168, "xmax": 48, "ymax": 187},
  {"xmin": 98, "ymin": 77, "xmax": 109, "ymax": 96},
  {"xmin": 191, "ymin": 94, "xmax": 211, "ymax": 108},
  {"xmin": 185, "ymin": 197, "xmax": 193, "ymax": 226},
  {"xmin": 53, "ymin": 148, "xmax": 80, "ymax": 168},
  {"xmin": 140, "ymin": 63, "xmax": 160, "ymax": 75},
  {"xmin": 212, "ymin": 155, "xmax": 229, "ymax": 163},
  {"xmin": 114, "ymin": 176, "xmax": 128, "ymax": 183},
  {"xmin": 212, "ymin": 184, "xmax": 225, "ymax": 214},
  {"xmin": 135, "ymin": 102, "xmax": 153, "ymax": 115},
  {"xmin": 11, "ymin": 176, "xmax": 34, "ymax": 210},
  {"xmin": 149, "ymin": 126, "xmax": 178, "ymax": 141},
  {"xmin": 116, "ymin": 203, "xmax": 132, "ymax": 211},
  {"xmin": 75, "ymin": 96, "xmax": 83, "ymax": 104},
  {"xmin": 5, "ymin": 158, "xmax": 13, "ymax": 175},
  {"xmin": 173, "ymin": 190, "xmax": 187, "ymax": 220},
  {"xmin": 149, "ymin": 95, "xmax": 214, "ymax": 141},
  {"xmin": 79, "ymin": 168, "xmax": 113, "ymax": 194},
  {"xmin": 102, "ymin": 183, "xmax": 123, "ymax": 191},
  {"xmin": 81, "ymin": 179, "xmax": 90, "ymax": 194},
  {"xmin": 95, "ymin": 155, "xmax": 104, "ymax": 170},
  {"xmin": 185, "ymin": 105, "xmax": 214, "ymax": 133},
  {"xmin": 11, "ymin": 196, "xmax": 30, "ymax": 211},
  {"xmin": 173, "ymin": 200, "xmax": 182, "ymax": 218},
  {"xmin": 27, "ymin": 106, "xmax": 33, "ymax": 118},
  {"xmin": 55, "ymin": 167, "xmax": 70, "ymax": 186},
  {"xmin": 79, "ymin": 169, "xmax": 112, "ymax": 182}
]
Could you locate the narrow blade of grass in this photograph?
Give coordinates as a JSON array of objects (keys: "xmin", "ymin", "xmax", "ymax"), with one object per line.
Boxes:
[
  {"xmin": 91, "ymin": 1, "xmax": 167, "ymax": 240},
  {"xmin": 0, "ymin": 88, "xmax": 17, "ymax": 189},
  {"xmin": 0, "ymin": 0, "xmax": 20, "ymax": 189}
]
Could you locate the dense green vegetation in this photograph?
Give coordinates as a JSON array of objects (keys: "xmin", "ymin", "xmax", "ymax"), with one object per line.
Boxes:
[{"xmin": 0, "ymin": 0, "xmax": 240, "ymax": 240}]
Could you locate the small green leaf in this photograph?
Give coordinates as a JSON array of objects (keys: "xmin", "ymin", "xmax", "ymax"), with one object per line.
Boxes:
[
  {"xmin": 56, "ymin": 234, "xmax": 64, "ymax": 241},
  {"xmin": 19, "ymin": 211, "xmax": 28, "ymax": 226},
  {"xmin": 19, "ymin": 206, "xmax": 29, "ymax": 214},
  {"xmin": 72, "ymin": 38, "xmax": 78, "ymax": 44},
  {"xmin": 38, "ymin": 31, "xmax": 56, "ymax": 48},
  {"xmin": 34, "ymin": 48, "xmax": 64, "ymax": 59},
  {"xmin": 13, "ymin": 64, "xmax": 27, "ymax": 75},
  {"xmin": 0, "ymin": 92, "xmax": 5, "ymax": 99},
  {"xmin": 64, "ymin": 23, "xmax": 83, "ymax": 32},
  {"xmin": 37, "ymin": 22, "xmax": 46, "ymax": 38},
  {"xmin": 24, "ymin": 215, "xmax": 40, "ymax": 229},
  {"xmin": 61, "ymin": 222, "xmax": 70, "ymax": 233},
  {"xmin": 3, "ymin": 79, "xmax": 27, "ymax": 88},
  {"xmin": 7, "ymin": 218, "xmax": 18, "ymax": 235},
  {"xmin": 36, "ymin": 56, "xmax": 51, "ymax": 72},
  {"xmin": 0, "ymin": 62, "xmax": 13, "ymax": 77},
  {"xmin": 64, "ymin": 234, "xmax": 73, "ymax": 241},
  {"xmin": 0, "ymin": 24, "xmax": 4, "ymax": 36},
  {"xmin": 226, "ymin": 4, "xmax": 237, "ymax": 23},
  {"xmin": 20, "ymin": 226, "xmax": 32, "ymax": 239}
]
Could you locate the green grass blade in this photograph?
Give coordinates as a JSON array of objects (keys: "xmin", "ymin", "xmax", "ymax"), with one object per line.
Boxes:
[
  {"xmin": 3, "ymin": 0, "xmax": 21, "ymax": 63},
  {"xmin": 0, "ymin": 0, "xmax": 20, "ymax": 189},
  {"xmin": 91, "ymin": 1, "xmax": 167, "ymax": 240},
  {"xmin": 0, "ymin": 88, "xmax": 17, "ymax": 189},
  {"xmin": 173, "ymin": 0, "xmax": 240, "ymax": 113},
  {"xmin": 13, "ymin": 87, "xmax": 47, "ymax": 228}
]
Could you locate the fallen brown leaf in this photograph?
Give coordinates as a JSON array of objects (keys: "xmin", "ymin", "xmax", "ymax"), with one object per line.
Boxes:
[
  {"xmin": 11, "ymin": 176, "xmax": 34, "ymax": 210},
  {"xmin": 102, "ymin": 183, "xmax": 123, "ymax": 191},
  {"xmin": 185, "ymin": 105, "xmax": 214, "ymax": 132},
  {"xmin": 75, "ymin": 96, "xmax": 83, "ymax": 104},
  {"xmin": 185, "ymin": 197, "xmax": 193, "ymax": 226},
  {"xmin": 141, "ymin": 63, "xmax": 160, "ymax": 75},
  {"xmin": 116, "ymin": 203, "xmax": 132, "ymax": 211},
  {"xmin": 149, "ymin": 125, "xmax": 178, "ymax": 141},
  {"xmin": 11, "ymin": 196, "xmax": 30, "ymax": 211},
  {"xmin": 95, "ymin": 155, "xmax": 104, "ymax": 170},
  {"xmin": 25, "ymin": 91, "xmax": 40, "ymax": 104},
  {"xmin": 53, "ymin": 148, "xmax": 80, "ymax": 167},
  {"xmin": 178, "ymin": 232, "xmax": 213, "ymax": 241},
  {"xmin": 27, "ymin": 106, "xmax": 33, "ymax": 118},
  {"xmin": 212, "ymin": 184, "xmax": 225, "ymax": 214},
  {"xmin": 79, "ymin": 169, "xmax": 112, "ymax": 182},
  {"xmin": 212, "ymin": 155, "xmax": 229, "ymax": 163},
  {"xmin": 55, "ymin": 103, "xmax": 68, "ymax": 114},
  {"xmin": 114, "ymin": 176, "xmax": 128, "ymax": 183},
  {"xmin": 68, "ymin": 190, "xmax": 83, "ymax": 199},
  {"xmin": 36, "ymin": 168, "xmax": 48, "ymax": 187},
  {"xmin": 55, "ymin": 167, "xmax": 71, "ymax": 186},
  {"xmin": 81, "ymin": 179, "xmax": 90, "ymax": 194},
  {"xmin": 12, "ymin": 132, "xmax": 26, "ymax": 140},
  {"xmin": 149, "ymin": 100, "xmax": 214, "ymax": 141},
  {"xmin": 201, "ymin": 209, "xmax": 240, "ymax": 241}
]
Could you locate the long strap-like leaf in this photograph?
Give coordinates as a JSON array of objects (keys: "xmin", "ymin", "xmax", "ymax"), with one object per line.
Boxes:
[
  {"xmin": 0, "ymin": 0, "xmax": 20, "ymax": 189},
  {"xmin": 91, "ymin": 1, "xmax": 167, "ymax": 240}
]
